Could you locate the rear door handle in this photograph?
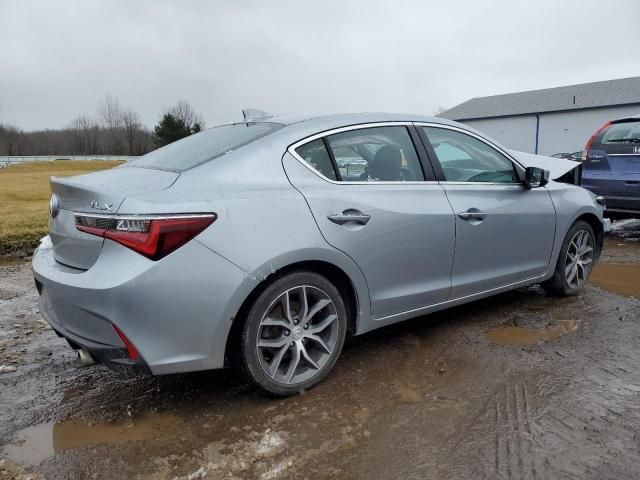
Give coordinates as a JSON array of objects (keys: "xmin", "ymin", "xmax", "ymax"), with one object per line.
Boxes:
[
  {"xmin": 328, "ymin": 210, "xmax": 371, "ymax": 225},
  {"xmin": 457, "ymin": 209, "xmax": 487, "ymax": 222}
]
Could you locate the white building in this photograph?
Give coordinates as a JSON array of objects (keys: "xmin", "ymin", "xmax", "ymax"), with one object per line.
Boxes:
[{"xmin": 439, "ymin": 76, "xmax": 640, "ymax": 156}]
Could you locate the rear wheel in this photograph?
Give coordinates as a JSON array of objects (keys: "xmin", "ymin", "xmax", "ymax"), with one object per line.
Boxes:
[
  {"xmin": 239, "ymin": 271, "xmax": 347, "ymax": 396},
  {"xmin": 542, "ymin": 220, "xmax": 596, "ymax": 296}
]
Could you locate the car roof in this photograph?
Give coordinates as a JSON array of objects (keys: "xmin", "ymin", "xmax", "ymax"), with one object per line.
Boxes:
[
  {"xmin": 262, "ymin": 112, "xmax": 457, "ymax": 127},
  {"xmin": 243, "ymin": 112, "xmax": 469, "ymax": 146},
  {"xmin": 612, "ymin": 114, "xmax": 640, "ymax": 123}
]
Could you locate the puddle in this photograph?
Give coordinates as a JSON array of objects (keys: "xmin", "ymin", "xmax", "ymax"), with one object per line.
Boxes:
[
  {"xmin": 2, "ymin": 412, "xmax": 179, "ymax": 467},
  {"xmin": 589, "ymin": 263, "xmax": 640, "ymax": 298},
  {"xmin": 395, "ymin": 383, "xmax": 422, "ymax": 403},
  {"xmin": 488, "ymin": 320, "xmax": 579, "ymax": 345}
]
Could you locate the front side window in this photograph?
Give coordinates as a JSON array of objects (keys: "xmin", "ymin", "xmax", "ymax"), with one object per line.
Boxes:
[
  {"xmin": 325, "ymin": 126, "xmax": 424, "ymax": 182},
  {"xmin": 422, "ymin": 127, "xmax": 518, "ymax": 183}
]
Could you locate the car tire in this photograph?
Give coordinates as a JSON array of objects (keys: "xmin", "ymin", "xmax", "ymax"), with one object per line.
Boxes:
[
  {"xmin": 239, "ymin": 271, "xmax": 347, "ymax": 396},
  {"xmin": 542, "ymin": 220, "xmax": 596, "ymax": 296}
]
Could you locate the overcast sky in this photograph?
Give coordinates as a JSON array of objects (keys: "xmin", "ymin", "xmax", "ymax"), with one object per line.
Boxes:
[{"xmin": 1, "ymin": 0, "xmax": 639, "ymax": 131}]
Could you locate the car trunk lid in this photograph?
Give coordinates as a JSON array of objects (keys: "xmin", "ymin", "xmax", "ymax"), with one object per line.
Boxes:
[
  {"xmin": 582, "ymin": 149, "xmax": 640, "ymax": 196},
  {"xmin": 49, "ymin": 166, "xmax": 179, "ymax": 269},
  {"xmin": 585, "ymin": 139, "xmax": 640, "ymax": 171},
  {"xmin": 582, "ymin": 118, "xmax": 640, "ymax": 196}
]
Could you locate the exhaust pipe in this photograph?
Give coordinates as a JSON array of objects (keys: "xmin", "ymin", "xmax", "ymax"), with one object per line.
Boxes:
[{"xmin": 77, "ymin": 348, "xmax": 96, "ymax": 367}]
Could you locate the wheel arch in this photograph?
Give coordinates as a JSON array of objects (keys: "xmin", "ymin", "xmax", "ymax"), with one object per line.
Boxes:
[
  {"xmin": 224, "ymin": 259, "xmax": 363, "ymax": 366},
  {"xmin": 574, "ymin": 212, "xmax": 604, "ymax": 260}
]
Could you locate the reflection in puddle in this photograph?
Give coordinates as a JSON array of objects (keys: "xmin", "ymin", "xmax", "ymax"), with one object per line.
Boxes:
[
  {"xmin": 590, "ymin": 263, "xmax": 640, "ymax": 298},
  {"xmin": 2, "ymin": 412, "xmax": 179, "ymax": 467},
  {"xmin": 488, "ymin": 320, "xmax": 579, "ymax": 345}
]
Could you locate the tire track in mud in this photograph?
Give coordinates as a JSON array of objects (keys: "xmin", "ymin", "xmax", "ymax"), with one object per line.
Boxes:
[
  {"xmin": 434, "ymin": 376, "xmax": 540, "ymax": 480},
  {"xmin": 529, "ymin": 346, "xmax": 640, "ymax": 480},
  {"xmin": 484, "ymin": 379, "xmax": 539, "ymax": 480},
  {"xmin": 440, "ymin": 310, "xmax": 640, "ymax": 479}
]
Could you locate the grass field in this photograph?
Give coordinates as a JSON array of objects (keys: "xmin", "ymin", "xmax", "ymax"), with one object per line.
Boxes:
[{"xmin": 0, "ymin": 160, "xmax": 123, "ymax": 255}]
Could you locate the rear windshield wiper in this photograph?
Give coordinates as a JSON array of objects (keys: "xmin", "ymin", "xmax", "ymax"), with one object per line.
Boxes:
[{"xmin": 605, "ymin": 138, "xmax": 640, "ymax": 143}]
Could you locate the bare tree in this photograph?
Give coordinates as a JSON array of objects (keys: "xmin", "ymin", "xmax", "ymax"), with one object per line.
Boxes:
[
  {"xmin": 122, "ymin": 109, "xmax": 149, "ymax": 155},
  {"xmin": 0, "ymin": 96, "xmax": 156, "ymax": 157},
  {"xmin": 68, "ymin": 115, "xmax": 100, "ymax": 154},
  {"xmin": 0, "ymin": 124, "xmax": 25, "ymax": 155},
  {"xmin": 99, "ymin": 94, "xmax": 125, "ymax": 153},
  {"xmin": 99, "ymin": 95, "xmax": 124, "ymax": 129},
  {"xmin": 169, "ymin": 100, "xmax": 205, "ymax": 132}
]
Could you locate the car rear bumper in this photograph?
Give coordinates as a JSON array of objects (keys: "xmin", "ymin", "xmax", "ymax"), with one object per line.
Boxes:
[
  {"xmin": 600, "ymin": 194, "xmax": 640, "ymax": 215},
  {"xmin": 40, "ymin": 302, "xmax": 152, "ymax": 375},
  {"xmin": 32, "ymin": 235, "xmax": 252, "ymax": 375},
  {"xmin": 582, "ymin": 173, "xmax": 640, "ymax": 216}
]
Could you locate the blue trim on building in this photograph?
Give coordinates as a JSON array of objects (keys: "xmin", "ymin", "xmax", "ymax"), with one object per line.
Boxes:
[{"xmin": 534, "ymin": 114, "xmax": 540, "ymax": 154}]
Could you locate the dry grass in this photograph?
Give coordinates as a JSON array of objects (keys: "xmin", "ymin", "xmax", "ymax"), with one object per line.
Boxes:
[{"xmin": 0, "ymin": 160, "xmax": 123, "ymax": 255}]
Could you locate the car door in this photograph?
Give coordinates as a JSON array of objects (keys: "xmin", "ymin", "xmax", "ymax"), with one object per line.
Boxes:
[
  {"xmin": 283, "ymin": 124, "xmax": 456, "ymax": 320},
  {"xmin": 418, "ymin": 124, "xmax": 556, "ymax": 299}
]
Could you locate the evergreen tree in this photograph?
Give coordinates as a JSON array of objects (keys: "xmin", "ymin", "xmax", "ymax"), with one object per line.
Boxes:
[
  {"xmin": 152, "ymin": 113, "xmax": 193, "ymax": 147},
  {"xmin": 153, "ymin": 101, "xmax": 205, "ymax": 147}
]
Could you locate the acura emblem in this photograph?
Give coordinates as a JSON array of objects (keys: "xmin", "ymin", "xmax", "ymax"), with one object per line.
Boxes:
[{"xmin": 49, "ymin": 194, "xmax": 60, "ymax": 219}]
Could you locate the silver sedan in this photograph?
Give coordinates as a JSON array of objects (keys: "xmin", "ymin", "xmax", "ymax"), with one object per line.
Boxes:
[{"xmin": 33, "ymin": 113, "xmax": 606, "ymax": 395}]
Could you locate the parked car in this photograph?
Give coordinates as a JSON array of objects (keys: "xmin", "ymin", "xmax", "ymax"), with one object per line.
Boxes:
[
  {"xmin": 552, "ymin": 151, "xmax": 583, "ymax": 162},
  {"xmin": 33, "ymin": 113, "xmax": 606, "ymax": 396},
  {"xmin": 582, "ymin": 115, "xmax": 640, "ymax": 218}
]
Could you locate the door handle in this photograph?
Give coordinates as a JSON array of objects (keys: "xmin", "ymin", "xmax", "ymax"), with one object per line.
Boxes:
[
  {"xmin": 457, "ymin": 209, "xmax": 487, "ymax": 222},
  {"xmin": 328, "ymin": 210, "xmax": 371, "ymax": 225}
]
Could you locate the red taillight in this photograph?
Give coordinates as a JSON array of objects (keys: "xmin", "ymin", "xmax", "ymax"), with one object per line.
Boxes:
[
  {"xmin": 583, "ymin": 120, "xmax": 612, "ymax": 161},
  {"xmin": 112, "ymin": 324, "xmax": 140, "ymax": 361},
  {"xmin": 76, "ymin": 214, "xmax": 216, "ymax": 260}
]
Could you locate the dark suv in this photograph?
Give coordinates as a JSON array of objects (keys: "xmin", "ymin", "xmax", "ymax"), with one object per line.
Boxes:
[{"xmin": 582, "ymin": 115, "xmax": 640, "ymax": 218}]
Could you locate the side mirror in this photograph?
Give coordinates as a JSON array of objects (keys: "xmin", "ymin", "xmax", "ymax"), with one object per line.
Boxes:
[{"xmin": 523, "ymin": 167, "xmax": 550, "ymax": 189}]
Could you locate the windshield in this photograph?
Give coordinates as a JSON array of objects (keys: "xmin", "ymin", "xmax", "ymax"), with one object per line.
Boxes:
[
  {"xmin": 601, "ymin": 121, "xmax": 640, "ymax": 144},
  {"xmin": 128, "ymin": 122, "xmax": 284, "ymax": 172}
]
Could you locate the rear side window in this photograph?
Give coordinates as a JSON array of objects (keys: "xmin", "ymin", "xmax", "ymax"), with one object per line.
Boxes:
[
  {"xmin": 326, "ymin": 127, "xmax": 424, "ymax": 182},
  {"xmin": 600, "ymin": 121, "xmax": 640, "ymax": 144},
  {"xmin": 128, "ymin": 122, "xmax": 283, "ymax": 172},
  {"xmin": 294, "ymin": 126, "xmax": 425, "ymax": 182},
  {"xmin": 294, "ymin": 139, "xmax": 338, "ymax": 180}
]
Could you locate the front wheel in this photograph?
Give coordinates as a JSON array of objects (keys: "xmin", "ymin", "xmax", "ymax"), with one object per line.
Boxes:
[
  {"xmin": 239, "ymin": 271, "xmax": 347, "ymax": 396},
  {"xmin": 542, "ymin": 220, "xmax": 596, "ymax": 296}
]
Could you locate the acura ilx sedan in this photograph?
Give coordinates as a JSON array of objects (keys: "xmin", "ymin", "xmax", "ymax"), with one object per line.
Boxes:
[{"xmin": 33, "ymin": 113, "xmax": 606, "ymax": 395}]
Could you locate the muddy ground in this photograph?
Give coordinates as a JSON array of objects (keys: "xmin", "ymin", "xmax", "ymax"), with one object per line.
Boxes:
[{"xmin": 1, "ymin": 220, "xmax": 639, "ymax": 480}]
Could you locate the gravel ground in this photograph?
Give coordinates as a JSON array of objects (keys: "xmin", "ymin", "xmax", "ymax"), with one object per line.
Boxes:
[{"xmin": 1, "ymin": 220, "xmax": 639, "ymax": 479}]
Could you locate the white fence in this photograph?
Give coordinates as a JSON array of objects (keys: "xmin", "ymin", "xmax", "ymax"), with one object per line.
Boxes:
[{"xmin": 0, "ymin": 155, "xmax": 137, "ymax": 167}]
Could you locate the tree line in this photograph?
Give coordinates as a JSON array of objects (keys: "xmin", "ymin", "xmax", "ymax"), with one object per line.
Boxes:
[{"xmin": 0, "ymin": 95, "xmax": 205, "ymax": 156}]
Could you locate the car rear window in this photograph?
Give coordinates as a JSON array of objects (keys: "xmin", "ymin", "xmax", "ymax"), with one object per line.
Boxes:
[
  {"xmin": 127, "ymin": 122, "xmax": 284, "ymax": 172},
  {"xmin": 600, "ymin": 121, "xmax": 640, "ymax": 144}
]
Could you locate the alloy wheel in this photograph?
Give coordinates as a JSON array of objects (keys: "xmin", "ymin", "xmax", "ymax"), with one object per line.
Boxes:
[
  {"xmin": 565, "ymin": 229, "xmax": 594, "ymax": 289},
  {"xmin": 256, "ymin": 285, "xmax": 339, "ymax": 385}
]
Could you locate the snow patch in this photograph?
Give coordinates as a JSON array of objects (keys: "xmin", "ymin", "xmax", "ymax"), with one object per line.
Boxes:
[
  {"xmin": 260, "ymin": 458, "xmax": 293, "ymax": 480},
  {"xmin": 255, "ymin": 430, "xmax": 284, "ymax": 456},
  {"xmin": 186, "ymin": 466, "xmax": 207, "ymax": 479},
  {"xmin": 612, "ymin": 218, "xmax": 640, "ymax": 232}
]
